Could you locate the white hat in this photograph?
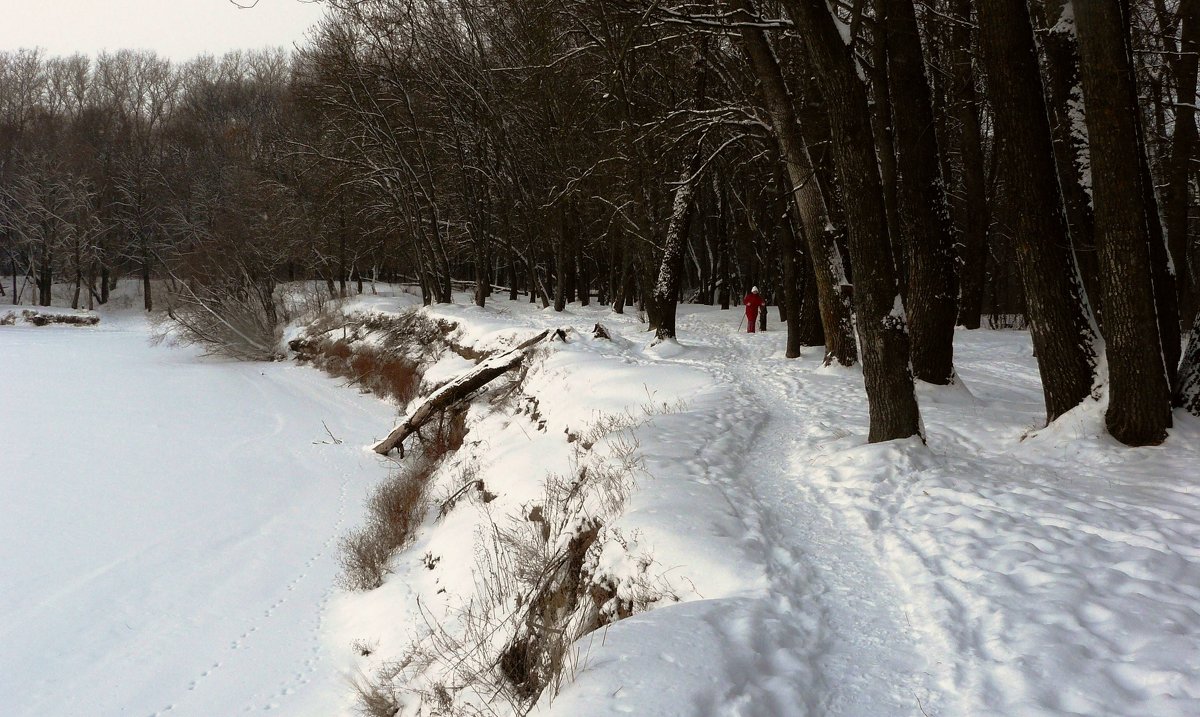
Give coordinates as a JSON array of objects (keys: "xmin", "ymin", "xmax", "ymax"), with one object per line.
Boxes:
[{"xmin": 751, "ymin": 286, "xmax": 759, "ymax": 293}]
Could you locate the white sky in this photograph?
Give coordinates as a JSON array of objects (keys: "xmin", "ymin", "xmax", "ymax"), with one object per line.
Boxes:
[{"xmin": 0, "ymin": 0, "xmax": 328, "ymax": 61}]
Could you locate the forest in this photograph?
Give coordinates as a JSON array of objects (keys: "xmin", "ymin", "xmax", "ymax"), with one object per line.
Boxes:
[{"xmin": 2, "ymin": 0, "xmax": 1199, "ymax": 446}]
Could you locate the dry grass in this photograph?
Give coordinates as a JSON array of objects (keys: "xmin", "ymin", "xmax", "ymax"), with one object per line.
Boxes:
[
  {"xmin": 338, "ymin": 455, "xmax": 437, "ymax": 592},
  {"xmin": 293, "ymin": 309, "xmax": 466, "ymax": 407}
]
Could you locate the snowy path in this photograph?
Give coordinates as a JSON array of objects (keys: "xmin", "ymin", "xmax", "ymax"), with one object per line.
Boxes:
[
  {"xmin": 0, "ymin": 317, "xmax": 396, "ymax": 717},
  {"xmin": 665, "ymin": 313, "xmax": 943, "ymax": 716},
  {"xmin": 667, "ymin": 310, "xmax": 1200, "ymax": 716}
]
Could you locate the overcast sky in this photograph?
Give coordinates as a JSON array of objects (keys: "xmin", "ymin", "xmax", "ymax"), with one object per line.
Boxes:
[{"xmin": 0, "ymin": 0, "xmax": 328, "ymax": 61}]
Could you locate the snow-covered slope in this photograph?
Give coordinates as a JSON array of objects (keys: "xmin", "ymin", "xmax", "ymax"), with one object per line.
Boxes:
[{"xmin": 327, "ymin": 297, "xmax": 1200, "ymax": 717}]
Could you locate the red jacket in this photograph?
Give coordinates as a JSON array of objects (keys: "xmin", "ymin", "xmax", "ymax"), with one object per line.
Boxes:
[{"xmin": 743, "ymin": 292, "xmax": 765, "ymax": 313}]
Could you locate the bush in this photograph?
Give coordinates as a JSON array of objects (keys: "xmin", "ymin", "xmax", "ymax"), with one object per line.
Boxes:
[
  {"xmin": 159, "ymin": 278, "xmax": 289, "ymax": 361},
  {"xmin": 337, "ymin": 456, "xmax": 438, "ymax": 591}
]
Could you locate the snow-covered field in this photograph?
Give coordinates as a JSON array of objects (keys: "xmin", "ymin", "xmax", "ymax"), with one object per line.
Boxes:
[
  {"xmin": 0, "ymin": 312, "xmax": 397, "ymax": 716},
  {"xmin": 3, "ymin": 293, "xmax": 1199, "ymax": 717}
]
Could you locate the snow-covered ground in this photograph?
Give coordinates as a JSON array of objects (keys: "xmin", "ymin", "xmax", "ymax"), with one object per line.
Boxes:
[
  {"xmin": 331, "ymin": 297, "xmax": 1200, "ymax": 717},
  {"xmin": 0, "ymin": 311, "xmax": 397, "ymax": 716},
  {"xmin": 4, "ymin": 292, "xmax": 1199, "ymax": 717}
]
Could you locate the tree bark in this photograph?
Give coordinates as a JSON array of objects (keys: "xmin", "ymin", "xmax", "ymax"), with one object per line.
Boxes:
[
  {"xmin": 949, "ymin": 0, "xmax": 989, "ymax": 330},
  {"xmin": 1074, "ymin": 0, "xmax": 1173, "ymax": 445},
  {"xmin": 1177, "ymin": 306, "xmax": 1200, "ymax": 413},
  {"xmin": 650, "ymin": 42, "xmax": 710, "ymax": 341},
  {"xmin": 650, "ymin": 149, "xmax": 705, "ymax": 341},
  {"xmin": 728, "ymin": 0, "xmax": 856, "ymax": 365},
  {"xmin": 374, "ymin": 330, "xmax": 550, "ymax": 455},
  {"xmin": 868, "ymin": 0, "xmax": 906, "ymax": 286},
  {"xmin": 781, "ymin": 0, "xmax": 923, "ymax": 443},
  {"xmin": 1167, "ymin": 0, "xmax": 1200, "ymax": 328},
  {"xmin": 1041, "ymin": 0, "xmax": 1103, "ymax": 313},
  {"xmin": 881, "ymin": 0, "xmax": 958, "ymax": 383},
  {"xmin": 976, "ymin": 0, "xmax": 1099, "ymax": 423}
]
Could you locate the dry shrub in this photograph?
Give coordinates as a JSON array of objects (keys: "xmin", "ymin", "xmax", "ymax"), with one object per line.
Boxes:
[
  {"xmin": 369, "ymin": 425, "xmax": 649, "ymax": 714},
  {"xmin": 421, "ymin": 409, "xmax": 469, "ymax": 462},
  {"xmin": 373, "ymin": 357, "xmax": 423, "ymax": 404},
  {"xmin": 294, "ymin": 309, "xmax": 460, "ymax": 406},
  {"xmin": 328, "ymin": 339, "xmax": 353, "ymax": 360},
  {"xmin": 338, "ymin": 455, "xmax": 438, "ymax": 591},
  {"xmin": 351, "ymin": 675, "xmax": 402, "ymax": 717}
]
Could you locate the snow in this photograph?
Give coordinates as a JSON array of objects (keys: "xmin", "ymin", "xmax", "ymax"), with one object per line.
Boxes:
[
  {"xmin": 4, "ymin": 290, "xmax": 1200, "ymax": 717},
  {"xmin": 0, "ymin": 312, "xmax": 396, "ymax": 717}
]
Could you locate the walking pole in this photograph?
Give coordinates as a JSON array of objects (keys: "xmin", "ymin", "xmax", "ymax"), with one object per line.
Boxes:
[{"xmin": 737, "ymin": 313, "xmax": 745, "ymax": 331}]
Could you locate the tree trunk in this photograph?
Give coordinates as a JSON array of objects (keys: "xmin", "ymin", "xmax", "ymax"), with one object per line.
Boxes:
[
  {"xmin": 1075, "ymin": 0, "xmax": 1173, "ymax": 446},
  {"xmin": 781, "ymin": 0, "xmax": 923, "ymax": 443},
  {"xmin": 375, "ymin": 330, "xmax": 550, "ymax": 455},
  {"xmin": 1167, "ymin": 0, "xmax": 1200, "ymax": 328},
  {"xmin": 650, "ymin": 42, "xmax": 710, "ymax": 341},
  {"xmin": 554, "ymin": 210, "xmax": 568, "ymax": 312},
  {"xmin": 976, "ymin": 0, "xmax": 1099, "ymax": 423},
  {"xmin": 651, "ymin": 150, "xmax": 705, "ymax": 341},
  {"xmin": 1041, "ymin": 0, "xmax": 1103, "ymax": 314},
  {"xmin": 777, "ymin": 197, "xmax": 803, "ymax": 357},
  {"xmin": 868, "ymin": 0, "xmax": 906, "ymax": 286},
  {"xmin": 100, "ymin": 262, "xmax": 110, "ymax": 304},
  {"xmin": 882, "ymin": 0, "xmax": 959, "ymax": 384},
  {"xmin": 142, "ymin": 249, "xmax": 152, "ymax": 312},
  {"xmin": 1177, "ymin": 306, "xmax": 1200, "ymax": 413},
  {"xmin": 728, "ymin": 0, "xmax": 857, "ymax": 365},
  {"xmin": 950, "ymin": 0, "xmax": 990, "ymax": 330}
]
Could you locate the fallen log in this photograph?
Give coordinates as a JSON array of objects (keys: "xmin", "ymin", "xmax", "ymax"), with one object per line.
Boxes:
[{"xmin": 374, "ymin": 329, "xmax": 549, "ymax": 455}]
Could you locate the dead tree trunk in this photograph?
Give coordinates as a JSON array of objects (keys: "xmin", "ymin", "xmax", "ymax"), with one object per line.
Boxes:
[{"xmin": 374, "ymin": 330, "xmax": 550, "ymax": 455}]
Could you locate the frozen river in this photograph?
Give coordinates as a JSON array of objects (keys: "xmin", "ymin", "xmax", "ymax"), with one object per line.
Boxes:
[{"xmin": 0, "ymin": 316, "xmax": 395, "ymax": 717}]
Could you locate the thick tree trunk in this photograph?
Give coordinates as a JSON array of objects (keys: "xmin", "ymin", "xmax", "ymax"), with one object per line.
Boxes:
[
  {"xmin": 1041, "ymin": 0, "xmax": 1103, "ymax": 313},
  {"xmin": 868, "ymin": 0, "xmax": 906, "ymax": 285},
  {"xmin": 950, "ymin": 0, "xmax": 990, "ymax": 330},
  {"xmin": 976, "ymin": 0, "xmax": 1099, "ymax": 423},
  {"xmin": 881, "ymin": 0, "xmax": 958, "ymax": 383},
  {"xmin": 1167, "ymin": 0, "xmax": 1200, "ymax": 328},
  {"xmin": 781, "ymin": 0, "xmax": 923, "ymax": 443},
  {"xmin": 728, "ymin": 0, "xmax": 857, "ymax": 365},
  {"xmin": 1075, "ymin": 0, "xmax": 1173, "ymax": 446}
]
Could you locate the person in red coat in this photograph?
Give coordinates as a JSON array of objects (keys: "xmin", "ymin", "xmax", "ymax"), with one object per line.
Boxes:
[{"xmin": 743, "ymin": 286, "xmax": 765, "ymax": 333}]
